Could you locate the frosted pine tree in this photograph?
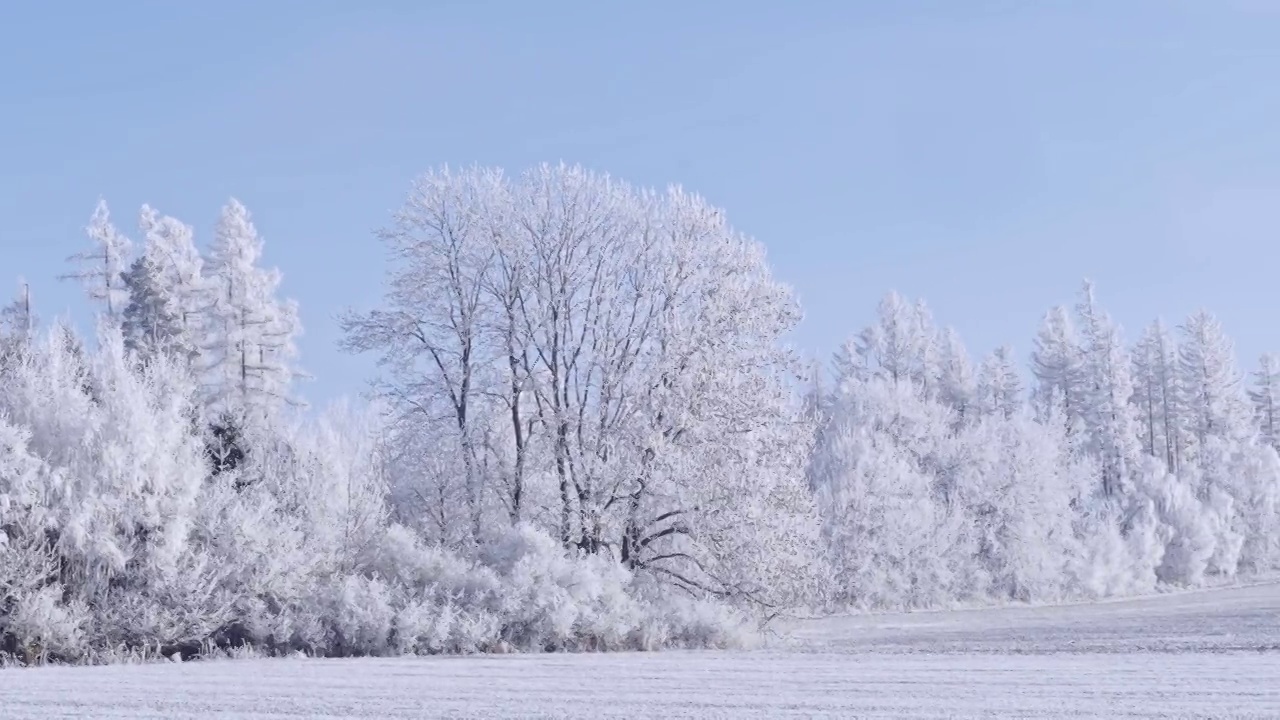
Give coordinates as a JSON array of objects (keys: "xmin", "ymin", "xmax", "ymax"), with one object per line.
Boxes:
[
  {"xmin": 1131, "ymin": 320, "xmax": 1183, "ymax": 472},
  {"xmin": 0, "ymin": 279, "xmax": 36, "ymax": 363},
  {"xmin": 121, "ymin": 206, "xmax": 206, "ymax": 365},
  {"xmin": 831, "ymin": 337, "xmax": 864, "ymax": 385},
  {"xmin": 1177, "ymin": 310, "xmax": 1254, "ymax": 455},
  {"xmin": 202, "ymin": 199, "xmax": 304, "ymax": 429},
  {"xmin": 1248, "ymin": 353, "xmax": 1280, "ymax": 451},
  {"xmin": 1174, "ymin": 310, "xmax": 1265, "ymax": 574},
  {"xmin": 910, "ymin": 298, "xmax": 941, "ymax": 398},
  {"xmin": 1073, "ymin": 281, "xmax": 1143, "ymax": 500},
  {"xmin": 974, "ymin": 345, "xmax": 1022, "ymax": 419},
  {"xmin": 60, "ymin": 200, "xmax": 132, "ymax": 321},
  {"xmin": 855, "ymin": 291, "xmax": 926, "ymax": 388},
  {"xmin": 935, "ymin": 327, "xmax": 977, "ymax": 423},
  {"xmin": 1030, "ymin": 304, "xmax": 1085, "ymax": 425}
]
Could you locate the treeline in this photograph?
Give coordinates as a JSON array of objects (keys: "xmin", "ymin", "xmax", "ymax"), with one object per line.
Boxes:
[
  {"xmin": 809, "ymin": 287, "xmax": 1280, "ymax": 609},
  {"xmin": 1, "ymin": 164, "xmax": 1277, "ymax": 665}
]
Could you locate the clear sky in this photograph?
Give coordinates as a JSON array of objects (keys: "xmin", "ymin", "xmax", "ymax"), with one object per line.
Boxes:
[{"xmin": 2, "ymin": 1, "xmax": 1279, "ymax": 405}]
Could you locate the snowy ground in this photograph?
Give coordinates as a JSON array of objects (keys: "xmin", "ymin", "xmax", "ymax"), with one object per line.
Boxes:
[{"xmin": 4, "ymin": 582, "xmax": 1279, "ymax": 719}]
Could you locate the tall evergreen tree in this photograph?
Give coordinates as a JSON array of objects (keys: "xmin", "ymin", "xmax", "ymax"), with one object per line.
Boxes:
[
  {"xmin": 1250, "ymin": 353, "xmax": 1280, "ymax": 451},
  {"xmin": 975, "ymin": 345, "xmax": 1022, "ymax": 419},
  {"xmin": 60, "ymin": 200, "xmax": 132, "ymax": 320},
  {"xmin": 201, "ymin": 199, "xmax": 304, "ymax": 427},
  {"xmin": 910, "ymin": 298, "xmax": 941, "ymax": 398},
  {"xmin": 1030, "ymin": 304, "xmax": 1084, "ymax": 425},
  {"xmin": 1073, "ymin": 281, "xmax": 1142, "ymax": 499},
  {"xmin": 1177, "ymin": 309, "xmax": 1254, "ymax": 456},
  {"xmin": 1172, "ymin": 311, "xmax": 1267, "ymax": 575},
  {"xmin": 936, "ymin": 326, "xmax": 977, "ymax": 423},
  {"xmin": 0, "ymin": 279, "xmax": 36, "ymax": 365},
  {"xmin": 1132, "ymin": 320, "xmax": 1183, "ymax": 472},
  {"xmin": 121, "ymin": 206, "xmax": 205, "ymax": 365},
  {"xmin": 855, "ymin": 291, "xmax": 926, "ymax": 388}
]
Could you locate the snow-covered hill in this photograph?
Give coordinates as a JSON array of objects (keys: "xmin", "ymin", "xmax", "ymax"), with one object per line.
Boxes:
[{"xmin": 4, "ymin": 582, "xmax": 1278, "ymax": 719}]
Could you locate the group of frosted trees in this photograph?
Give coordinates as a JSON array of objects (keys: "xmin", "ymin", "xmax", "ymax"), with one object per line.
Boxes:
[
  {"xmin": 809, "ymin": 285, "xmax": 1280, "ymax": 609},
  {"xmin": 0, "ymin": 199, "xmax": 324, "ymax": 663},
  {"xmin": 0, "ymin": 167, "xmax": 817, "ymax": 665},
  {"xmin": 2, "ymin": 163, "xmax": 1277, "ymax": 665},
  {"xmin": 45, "ymin": 198, "xmax": 304, "ymax": 430}
]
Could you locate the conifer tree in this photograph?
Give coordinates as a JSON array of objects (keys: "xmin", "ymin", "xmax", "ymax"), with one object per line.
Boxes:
[
  {"xmin": 1250, "ymin": 354, "xmax": 1280, "ymax": 451},
  {"xmin": 202, "ymin": 199, "xmax": 304, "ymax": 429},
  {"xmin": 60, "ymin": 200, "xmax": 132, "ymax": 321}
]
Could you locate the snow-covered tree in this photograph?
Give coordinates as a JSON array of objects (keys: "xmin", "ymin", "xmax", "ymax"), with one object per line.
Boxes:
[
  {"xmin": 1131, "ymin": 320, "xmax": 1183, "ymax": 472},
  {"xmin": 1031, "ymin": 306, "xmax": 1082, "ymax": 417},
  {"xmin": 202, "ymin": 199, "xmax": 304, "ymax": 428},
  {"xmin": 344, "ymin": 164, "xmax": 823, "ymax": 606},
  {"xmin": 1174, "ymin": 310, "xmax": 1274, "ymax": 574},
  {"xmin": 60, "ymin": 200, "xmax": 132, "ymax": 321},
  {"xmin": 1072, "ymin": 281, "xmax": 1142, "ymax": 500},
  {"xmin": 854, "ymin": 291, "xmax": 929, "ymax": 388},
  {"xmin": 0, "ymin": 279, "xmax": 36, "ymax": 365},
  {"xmin": 975, "ymin": 345, "xmax": 1022, "ymax": 419},
  {"xmin": 341, "ymin": 167, "xmax": 502, "ymax": 541},
  {"xmin": 956, "ymin": 410, "xmax": 1083, "ymax": 602},
  {"xmin": 935, "ymin": 327, "xmax": 977, "ymax": 423},
  {"xmin": 121, "ymin": 206, "xmax": 206, "ymax": 365},
  {"xmin": 810, "ymin": 375, "xmax": 965, "ymax": 609},
  {"xmin": 1177, "ymin": 310, "xmax": 1254, "ymax": 455},
  {"xmin": 910, "ymin": 299, "xmax": 941, "ymax": 397},
  {"xmin": 1248, "ymin": 354, "xmax": 1280, "ymax": 452}
]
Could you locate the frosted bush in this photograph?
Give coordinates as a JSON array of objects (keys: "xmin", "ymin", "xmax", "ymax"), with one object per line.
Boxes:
[
  {"xmin": 371, "ymin": 523, "xmax": 501, "ymax": 605},
  {"xmin": 481, "ymin": 524, "xmax": 646, "ymax": 651},
  {"xmin": 4, "ymin": 584, "xmax": 89, "ymax": 663},
  {"xmin": 328, "ymin": 575, "xmax": 397, "ymax": 656},
  {"xmin": 634, "ymin": 587, "xmax": 757, "ymax": 650}
]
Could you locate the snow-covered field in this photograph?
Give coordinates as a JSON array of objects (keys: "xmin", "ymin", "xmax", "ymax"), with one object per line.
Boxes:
[{"xmin": 4, "ymin": 582, "xmax": 1279, "ymax": 719}]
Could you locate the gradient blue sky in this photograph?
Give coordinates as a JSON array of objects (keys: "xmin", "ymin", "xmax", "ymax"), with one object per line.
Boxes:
[{"xmin": 2, "ymin": 1, "xmax": 1279, "ymax": 404}]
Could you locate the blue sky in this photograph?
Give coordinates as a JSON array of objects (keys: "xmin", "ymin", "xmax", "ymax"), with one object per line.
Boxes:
[{"xmin": 2, "ymin": 1, "xmax": 1279, "ymax": 404}]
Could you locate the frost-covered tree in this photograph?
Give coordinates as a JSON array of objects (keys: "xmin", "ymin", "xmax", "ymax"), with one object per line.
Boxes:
[
  {"xmin": 854, "ymin": 291, "xmax": 929, "ymax": 388},
  {"xmin": 121, "ymin": 206, "xmax": 205, "ymax": 365},
  {"xmin": 1174, "ymin": 310, "xmax": 1274, "ymax": 574},
  {"xmin": 935, "ymin": 327, "xmax": 977, "ymax": 423},
  {"xmin": 975, "ymin": 345, "xmax": 1022, "ymax": 419},
  {"xmin": 344, "ymin": 164, "xmax": 823, "ymax": 606},
  {"xmin": 956, "ymin": 411, "xmax": 1083, "ymax": 602},
  {"xmin": 60, "ymin": 200, "xmax": 132, "ymax": 321},
  {"xmin": 1131, "ymin": 320, "xmax": 1183, "ymax": 473},
  {"xmin": 910, "ymin": 299, "xmax": 941, "ymax": 397},
  {"xmin": 121, "ymin": 254, "xmax": 185, "ymax": 364},
  {"xmin": 341, "ymin": 167, "xmax": 502, "ymax": 541},
  {"xmin": 1250, "ymin": 353, "xmax": 1280, "ymax": 451},
  {"xmin": 202, "ymin": 199, "xmax": 304, "ymax": 428},
  {"xmin": 1073, "ymin": 281, "xmax": 1142, "ymax": 500},
  {"xmin": 1029, "ymin": 303, "xmax": 1080, "ymax": 425},
  {"xmin": 1177, "ymin": 310, "xmax": 1254, "ymax": 455},
  {"xmin": 810, "ymin": 375, "xmax": 965, "ymax": 609},
  {"xmin": 0, "ymin": 280, "xmax": 36, "ymax": 366}
]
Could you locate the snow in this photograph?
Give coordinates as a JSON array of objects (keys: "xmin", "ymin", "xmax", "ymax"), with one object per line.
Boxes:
[
  {"xmin": 5, "ymin": 582, "xmax": 1279, "ymax": 718},
  {"xmin": 779, "ymin": 578, "xmax": 1280, "ymax": 654}
]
